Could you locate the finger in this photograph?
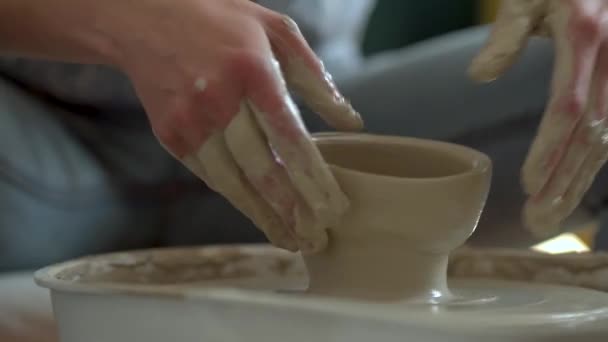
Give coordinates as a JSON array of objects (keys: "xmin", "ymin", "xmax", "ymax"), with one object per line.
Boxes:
[
  {"xmin": 560, "ymin": 132, "xmax": 608, "ymax": 217},
  {"xmin": 262, "ymin": 13, "xmax": 363, "ymax": 131},
  {"xmin": 224, "ymin": 102, "xmax": 297, "ymax": 226},
  {"xmin": 236, "ymin": 52, "xmax": 349, "ymax": 242},
  {"xmin": 247, "ymin": 96, "xmax": 345, "ymax": 246},
  {"xmin": 524, "ymin": 43, "xmax": 608, "ymax": 234},
  {"xmin": 223, "ymin": 102, "xmax": 326, "ymax": 252},
  {"xmin": 526, "ymin": 116, "xmax": 600, "ymax": 213},
  {"xmin": 524, "ymin": 136, "xmax": 608, "ymax": 236},
  {"xmin": 183, "ymin": 132, "xmax": 298, "ymax": 251},
  {"xmin": 469, "ymin": 0, "xmax": 540, "ymax": 82},
  {"xmin": 525, "ymin": 82, "xmax": 604, "ymax": 219},
  {"xmin": 293, "ymin": 203, "xmax": 328, "ymax": 255},
  {"xmin": 521, "ymin": 9, "xmax": 603, "ymax": 196},
  {"xmin": 522, "ymin": 121, "xmax": 599, "ymax": 237}
]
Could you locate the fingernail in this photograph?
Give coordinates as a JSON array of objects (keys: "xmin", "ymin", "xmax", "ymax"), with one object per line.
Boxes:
[{"xmin": 339, "ymin": 101, "xmax": 364, "ymax": 131}]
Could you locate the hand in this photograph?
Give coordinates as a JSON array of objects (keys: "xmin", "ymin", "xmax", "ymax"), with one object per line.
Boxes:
[
  {"xmin": 106, "ymin": 0, "xmax": 363, "ymax": 253},
  {"xmin": 470, "ymin": 0, "xmax": 608, "ymax": 237}
]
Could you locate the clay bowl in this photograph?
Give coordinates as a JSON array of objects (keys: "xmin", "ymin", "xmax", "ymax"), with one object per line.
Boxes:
[{"xmin": 306, "ymin": 133, "xmax": 491, "ymax": 301}]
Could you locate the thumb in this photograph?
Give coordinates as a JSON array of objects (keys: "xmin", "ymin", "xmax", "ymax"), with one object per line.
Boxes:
[{"xmin": 469, "ymin": 2, "xmax": 538, "ymax": 82}]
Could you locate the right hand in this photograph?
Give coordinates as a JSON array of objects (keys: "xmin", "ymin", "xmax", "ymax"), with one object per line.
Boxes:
[{"xmin": 103, "ymin": 0, "xmax": 363, "ymax": 253}]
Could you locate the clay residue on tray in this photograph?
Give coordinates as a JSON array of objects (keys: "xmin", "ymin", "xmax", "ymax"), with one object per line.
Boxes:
[
  {"xmin": 50, "ymin": 244, "xmax": 608, "ymax": 295},
  {"xmin": 449, "ymin": 247, "xmax": 608, "ymax": 292},
  {"xmin": 54, "ymin": 246, "xmax": 305, "ymax": 285}
]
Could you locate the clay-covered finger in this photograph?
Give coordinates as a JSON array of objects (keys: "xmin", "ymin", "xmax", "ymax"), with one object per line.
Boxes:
[
  {"xmin": 249, "ymin": 96, "xmax": 348, "ymax": 221},
  {"xmin": 248, "ymin": 96, "xmax": 348, "ymax": 223},
  {"xmin": 524, "ymin": 133, "xmax": 608, "ymax": 236},
  {"xmin": 523, "ymin": 140, "xmax": 593, "ymax": 238},
  {"xmin": 526, "ymin": 61, "xmax": 607, "ymax": 214},
  {"xmin": 262, "ymin": 13, "xmax": 363, "ymax": 131},
  {"xmin": 521, "ymin": 20, "xmax": 601, "ymax": 196},
  {"xmin": 527, "ymin": 116, "xmax": 600, "ymax": 211},
  {"xmin": 223, "ymin": 102, "xmax": 326, "ymax": 252},
  {"xmin": 469, "ymin": 0, "xmax": 543, "ymax": 82},
  {"xmin": 183, "ymin": 133, "xmax": 298, "ymax": 251},
  {"xmin": 224, "ymin": 102, "xmax": 296, "ymax": 223},
  {"xmin": 524, "ymin": 49, "xmax": 608, "ymax": 234},
  {"xmin": 561, "ymin": 137, "xmax": 608, "ymax": 215},
  {"xmin": 239, "ymin": 54, "xmax": 349, "ymax": 238}
]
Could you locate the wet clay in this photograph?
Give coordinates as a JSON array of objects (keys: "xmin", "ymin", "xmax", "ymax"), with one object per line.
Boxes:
[
  {"xmin": 449, "ymin": 247, "xmax": 608, "ymax": 292},
  {"xmin": 54, "ymin": 246, "xmax": 305, "ymax": 288},
  {"xmin": 284, "ymin": 57, "xmax": 363, "ymax": 132},
  {"xmin": 303, "ymin": 133, "xmax": 491, "ymax": 301}
]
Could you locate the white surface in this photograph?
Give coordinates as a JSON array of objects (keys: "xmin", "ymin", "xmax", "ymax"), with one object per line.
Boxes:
[
  {"xmin": 0, "ymin": 272, "xmax": 57, "ymax": 341},
  {"xmin": 34, "ymin": 245, "xmax": 608, "ymax": 342}
]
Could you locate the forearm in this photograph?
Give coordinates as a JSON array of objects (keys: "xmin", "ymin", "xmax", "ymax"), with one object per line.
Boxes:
[{"xmin": 0, "ymin": 0, "xmax": 118, "ymax": 64}]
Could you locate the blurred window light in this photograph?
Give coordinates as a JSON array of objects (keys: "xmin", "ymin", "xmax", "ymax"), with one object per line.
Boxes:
[{"xmin": 531, "ymin": 233, "xmax": 590, "ymax": 254}]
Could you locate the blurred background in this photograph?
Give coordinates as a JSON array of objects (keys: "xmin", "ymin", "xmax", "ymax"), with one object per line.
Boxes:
[{"xmin": 363, "ymin": 0, "xmax": 481, "ymax": 55}]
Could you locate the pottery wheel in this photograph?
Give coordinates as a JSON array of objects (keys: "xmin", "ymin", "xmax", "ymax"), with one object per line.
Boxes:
[
  {"xmin": 417, "ymin": 279, "xmax": 608, "ymax": 324},
  {"xmin": 49, "ymin": 245, "xmax": 608, "ymax": 333},
  {"xmin": 275, "ymin": 278, "xmax": 608, "ymax": 330},
  {"xmin": 51, "ymin": 246, "xmax": 608, "ymax": 326}
]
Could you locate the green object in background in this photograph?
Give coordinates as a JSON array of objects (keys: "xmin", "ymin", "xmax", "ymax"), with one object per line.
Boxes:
[{"xmin": 362, "ymin": 0, "xmax": 477, "ymax": 56}]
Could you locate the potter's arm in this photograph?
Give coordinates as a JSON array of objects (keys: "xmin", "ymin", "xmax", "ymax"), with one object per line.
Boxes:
[
  {"xmin": 0, "ymin": 0, "xmax": 119, "ymax": 64},
  {"xmin": 470, "ymin": 0, "xmax": 608, "ymax": 237},
  {"xmin": 0, "ymin": 0, "xmax": 364, "ymax": 254}
]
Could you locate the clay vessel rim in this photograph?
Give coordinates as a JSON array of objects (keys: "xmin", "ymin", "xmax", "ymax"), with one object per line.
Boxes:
[{"xmin": 313, "ymin": 132, "xmax": 491, "ymax": 182}]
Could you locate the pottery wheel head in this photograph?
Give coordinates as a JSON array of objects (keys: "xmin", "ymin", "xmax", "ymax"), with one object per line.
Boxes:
[
  {"xmin": 35, "ymin": 245, "xmax": 608, "ymax": 340},
  {"xmin": 37, "ymin": 245, "xmax": 608, "ymax": 317}
]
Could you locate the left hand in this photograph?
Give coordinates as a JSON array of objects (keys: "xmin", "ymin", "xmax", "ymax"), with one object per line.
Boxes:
[{"xmin": 469, "ymin": 0, "xmax": 608, "ymax": 237}]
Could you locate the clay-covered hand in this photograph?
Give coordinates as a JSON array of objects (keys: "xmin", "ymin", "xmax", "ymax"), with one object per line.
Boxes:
[
  {"xmin": 111, "ymin": 0, "xmax": 363, "ymax": 252},
  {"xmin": 470, "ymin": 0, "xmax": 608, "ymax": 236}
]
